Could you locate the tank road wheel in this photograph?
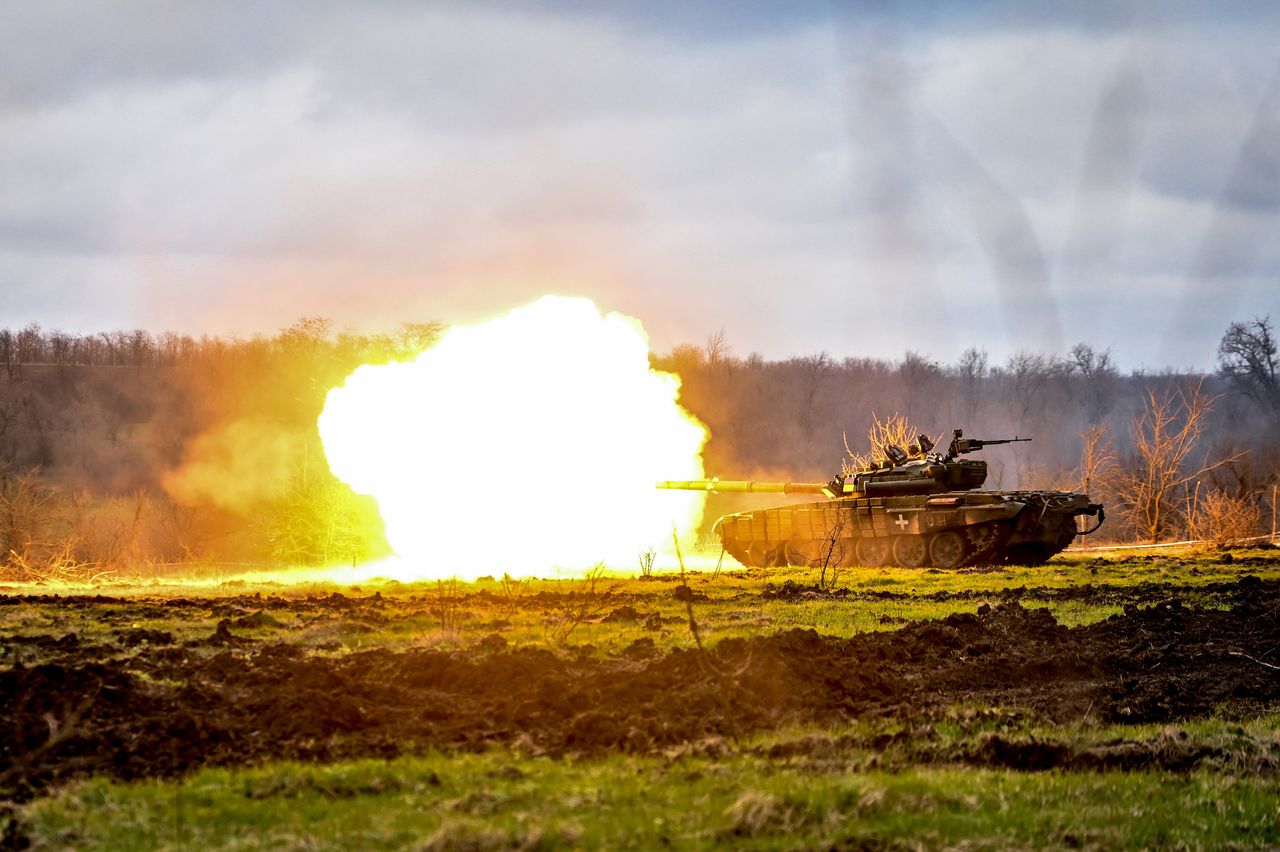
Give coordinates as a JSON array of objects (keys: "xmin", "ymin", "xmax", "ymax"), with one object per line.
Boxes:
[
  {"xmin": 892, "ymin": 535, "xmax": 929, "ymax": 568},
  {"xmin": 928, "ymin": 531, "xmax": 968, "ymax": 569},
  {"xmin": 854, "ymin": 536, "xmax": 891, "ymax": 567},
  {"xmin": 748, "ymin": 541, "xmax": 785, "ymax": 568},
  {"xmin": 784, "ymin": 540, "xmax": 824, "ymax": 567},
  {"xmin": 965, "ymin": 522, "xmax": 1013, "ymax": 566}
]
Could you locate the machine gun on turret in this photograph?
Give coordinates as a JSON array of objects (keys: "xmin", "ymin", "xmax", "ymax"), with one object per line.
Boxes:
[{"xmin": 945, "ymin": 428, "xmax": 1030, "ymax": 460}]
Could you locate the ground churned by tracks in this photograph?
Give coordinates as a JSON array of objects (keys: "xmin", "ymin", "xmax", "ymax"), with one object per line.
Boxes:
[{"xmin": 2, "ymin": 577, "xmax": 1278, "ymax": 804}]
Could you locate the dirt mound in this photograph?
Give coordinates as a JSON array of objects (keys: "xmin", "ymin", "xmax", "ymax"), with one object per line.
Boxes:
[{"xmin": 2, "ymin": 577, "xmax": 1277, "ymax": 802}]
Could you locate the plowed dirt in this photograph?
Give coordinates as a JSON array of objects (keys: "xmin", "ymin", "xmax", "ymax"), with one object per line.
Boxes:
[{"xmin": 3, "ymin": 576, "xmax": 1277, "ymax": 805}]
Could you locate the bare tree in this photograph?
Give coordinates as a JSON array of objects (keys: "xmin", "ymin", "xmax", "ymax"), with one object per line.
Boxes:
[
  {"xmin": 97, "ymin": 331, "xmax": 116, "ymax": 366},
  {"xmin": 1068, "ymin": 342, "xmax": 1119, "ymax": 423},
  {"xmin": 1005, "ymin": 351, "xmax": 1054, "ymax": 425},
  {"xmin": 898, "ymin": 350, "xmax": 941, "ymax": 420},
  {"xmin": 955, "ymin": 347, "xmax": 989, "ymax": 422},
  {"xmin": 16, "ymin": 323, "xmax": 45, "ymax": 364},
  {"xmin": 0, "ymin": 330, "xmax": 17, "ymax": 381},
  {"xmin": 796, "ymin": 352, "xmax": 833, "ymax": 453},
  {"xmin": 400, "ymin": 322, "xmax": 444, "ymax": 355},
  {"xmin": 704, "ymin": 328, "xmax": 731, "ymax": 369},
  {"xmin": 48, "ymin": 331, "xmax": 72, "ymax": 367},
  {"xmin": 127, "ymin": 330, "xmax": 154, "ymax": 367},
  {"xmin": 1113, "ymin": 381, "xmax": 1240, "ymax": 541},
  {"xmin": 277, "ymin": 317, "xmax": 333, "ymax": 363},
  {"xmin": 111, "ymin": 330, "xmax": 131, "ymax": 366},
  {"xmin": 1218, "ymin": 316, "xmax": 1279, "ymax": 416}
]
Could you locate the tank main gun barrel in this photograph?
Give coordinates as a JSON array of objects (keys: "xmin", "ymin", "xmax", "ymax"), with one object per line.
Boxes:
[{"xmin": 656, "ymin": 479, "xmax": 830, "ymax": 495}]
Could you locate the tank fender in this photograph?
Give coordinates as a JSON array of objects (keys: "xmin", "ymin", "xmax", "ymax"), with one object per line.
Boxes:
[{"xmin": 962, "ymin": 500, "xmax": 1024, "ymax": 526}]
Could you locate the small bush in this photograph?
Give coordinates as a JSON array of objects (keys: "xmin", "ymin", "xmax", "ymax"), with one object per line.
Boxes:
[{"xmin": 1188, "ymin": 490, "xmax": 1265, "ymax": 545}]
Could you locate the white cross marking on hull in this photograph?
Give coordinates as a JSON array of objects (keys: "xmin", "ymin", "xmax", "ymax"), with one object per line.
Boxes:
[{"xmin": 894, "ymin": 514, "xmax": 908, "ymax": 530}]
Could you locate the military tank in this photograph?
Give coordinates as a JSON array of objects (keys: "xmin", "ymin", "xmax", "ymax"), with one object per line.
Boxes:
[{"xmin": 658, "ymin": 429, "xmax": 1104, "ymax": 568}]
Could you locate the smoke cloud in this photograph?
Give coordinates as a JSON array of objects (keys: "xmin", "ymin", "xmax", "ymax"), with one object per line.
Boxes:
[{"xmin": 162, "ymin": 418, "xmax": 302, "ymax": 513}]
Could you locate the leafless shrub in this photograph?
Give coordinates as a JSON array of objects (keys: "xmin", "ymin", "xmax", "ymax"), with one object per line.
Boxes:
[
  {"xmin": 0, "ymin": 467, "xmax": 107, "ymax": 581},
  {"xmin": 497, "ymin": 572, "xmax": 529, "ymax": 621},
  {"xmin": 1077, "ymin": 424, "xmax": 1118, "ymax": 496},
  {"xmin": 1187, "ymin": 488, "xmax": 1265, "ymax": 545},
  {"xmin": 814, "ymin": 513, "xmax": 848, "ymax": 592},
  {"xmin": 69, "ymin": 490, "xmax": 152, "ymax": 568},
  {"xmin": 0, "ymin": 467, "xmax": 61, "ymax": 565},
  {"xmin": 546, "ymin": 563, "xmax": 610, "ymax": 646}
]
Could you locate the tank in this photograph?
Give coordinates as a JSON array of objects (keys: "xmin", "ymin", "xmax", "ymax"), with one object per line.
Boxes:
[{"xmin": 658, "ymin": 429, "xmax": 1105, "ymax": 568}]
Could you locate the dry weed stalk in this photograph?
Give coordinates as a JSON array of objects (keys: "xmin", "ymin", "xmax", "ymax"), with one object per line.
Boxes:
[
  {"xmin": 497, "ymin": 572, "xmax": 529, "ymax": 621},
  {"xmin": 673, "ymin": 528, "xmax": 755, "ymax": 741},
  {"xmin": 638, "ymin": 546, "xmax": 656, "ymax": 578},
  {"xmin": 434, "ymin": 578, "xmax": 462, "ymax": 641},
  {"xmin": 546, "ymin": 563, "xmax": 610, "ymax": 645},
  {"xmin": 673, "ymin": 528, "xmax": 702, "ymax": 651}
]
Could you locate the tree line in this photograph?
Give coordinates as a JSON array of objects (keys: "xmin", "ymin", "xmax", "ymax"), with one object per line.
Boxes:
[
  {"xmin": 0, "ymin": 319, "xmax": 444, "ymax": 374},
  {"xmin": 0, "ymin": 315, "xmax": 1276, "ymax": 578}
]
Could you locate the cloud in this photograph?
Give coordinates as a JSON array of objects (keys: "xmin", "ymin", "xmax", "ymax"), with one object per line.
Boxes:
[{"xmin": 0, "ymin": 3, "xmax": 1277, "ymax": 368}]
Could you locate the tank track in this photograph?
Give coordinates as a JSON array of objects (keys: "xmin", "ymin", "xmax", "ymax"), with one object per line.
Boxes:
[{"xmin": 722, "ymin": 519, "xmax": 1078, "ymax": 569}]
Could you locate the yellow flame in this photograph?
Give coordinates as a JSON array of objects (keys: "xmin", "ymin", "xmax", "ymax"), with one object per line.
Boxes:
[{"xmin": 318, "ymin": 295, "xmax": 707, "ymax": 580}]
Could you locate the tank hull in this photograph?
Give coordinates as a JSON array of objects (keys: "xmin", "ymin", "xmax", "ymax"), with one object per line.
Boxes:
[{"xmin": 711, "ymin": 490, "xmax": 1101, "ymax": 568}]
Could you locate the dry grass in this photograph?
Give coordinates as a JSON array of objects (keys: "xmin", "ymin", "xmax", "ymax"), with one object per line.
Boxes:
[{"xmin": 1187, "ymin": 489, "xmax": 1266, "ymax": 545}]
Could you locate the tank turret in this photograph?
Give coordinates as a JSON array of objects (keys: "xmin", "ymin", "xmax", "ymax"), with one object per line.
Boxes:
[
  {"xmin": 826, "ymin": 428, "xmax": 1031, "ymax": 497},
  {"xmin": 659, "ymin": 427, "xmax": 1103, "ymax": 569}
]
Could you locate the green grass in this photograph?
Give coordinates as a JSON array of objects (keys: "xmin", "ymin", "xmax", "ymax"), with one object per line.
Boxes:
[
  {"xmin": 3, "ymin": 547, "xmax": 1277, "ymax": 662},
  {"xmin": 20, "ymin": 743, "xmax": 1279, "ymax": 850},
  {"xmin": 6, "ymin": 547, "xmax": 1280, "ymax": 849}
]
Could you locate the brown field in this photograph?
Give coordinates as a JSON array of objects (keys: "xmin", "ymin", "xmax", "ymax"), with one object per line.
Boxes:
[{"xmin": 4, "ymin": 547, "xmax": 1280, "ymax": 847}]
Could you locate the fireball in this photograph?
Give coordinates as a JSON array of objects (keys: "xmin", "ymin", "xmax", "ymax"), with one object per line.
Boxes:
[{"xmin": 318, "ymin": 296, "xmax": 707, "ymax": 580}]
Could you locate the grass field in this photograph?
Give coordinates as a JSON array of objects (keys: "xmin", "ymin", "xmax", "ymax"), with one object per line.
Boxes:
[{"xmin": 3, "ymin": 545, "xmax": 1279, "ymax": 849}]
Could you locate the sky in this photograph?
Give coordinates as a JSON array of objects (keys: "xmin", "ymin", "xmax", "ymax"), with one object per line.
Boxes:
[{"xmin": 2, "ymin": 0, "xmax": 1277, "ymax": 371}]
